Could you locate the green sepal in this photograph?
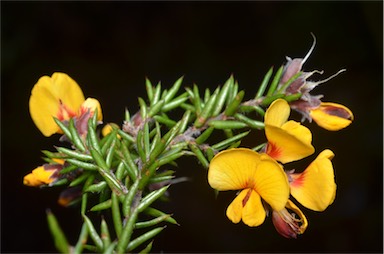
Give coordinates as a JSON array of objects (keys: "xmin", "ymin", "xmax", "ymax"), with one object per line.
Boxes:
[
  {"xmin": 46, "ymin": 209, "xmax": 70, "ymax": 254},
  {"xmin": 252, "ymin": 142, "xmax": 267, "ymax": 152},
  {"xmin": 125, "ymin": 107, "xmax": 131, "ymax": 122},
  {"xmin": 256, "ymin": 66, "xmax": 274, "ymax": 99},
  {"xmin": 126, "ymin": 227, "xmax": 166, "ymax": 252}
]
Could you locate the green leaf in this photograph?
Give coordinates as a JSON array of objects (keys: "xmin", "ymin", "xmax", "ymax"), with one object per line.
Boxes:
[
  {"xmin": 83, "ymin": 214, "xmax": 103, "ymax": 252},
  {"xmin": 126, "ymin": 227, "xmax": 166, "ymax": 252},
  {"xmin": 255, "ymin": 67, "xmax": 274, "ymax": 99},
  {"xmin": 266, "ymin": 65, "xmax": 284, "ymax": 96},
  {"xmin": 46, "ymin": 209, "xmax": 70, "ymax": 253}
]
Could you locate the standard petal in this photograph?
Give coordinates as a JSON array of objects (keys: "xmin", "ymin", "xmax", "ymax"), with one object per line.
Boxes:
[
  {"xmin": 310, "ymin": 102, "xmax": 354, "ymax": 131},
  {"xmin": 208, "ymin": 148, "xmax": 262, "ymax": 191},
  {"xmin": 29, "ymin": 73, "xmax": 85, "ymax": 136},
  {"xmin": 254, "ymin": 156, "xmax": 290, "ymax": 211},
  {"xmin": 290, "ymin": 149, "xmax": 336, "ymax": 211},
  {"xmin": 264, "ymin": 99, "xmax": 290, "ymax": 127},
  {"xmin": 265, "ymin": 124, "xmax": 314, "ymax": 163},
  {"xmin": 241, "ymin": 189, "xmax": 266, "ymax": 227}
]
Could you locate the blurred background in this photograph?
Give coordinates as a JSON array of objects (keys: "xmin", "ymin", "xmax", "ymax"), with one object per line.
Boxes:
[{"xmin": 1, "ymin": 1, "xmax": 382, "ymax": 252}]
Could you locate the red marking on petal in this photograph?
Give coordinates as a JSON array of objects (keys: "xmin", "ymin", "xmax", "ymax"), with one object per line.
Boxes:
[
  {"xmin": 323, "ymin": 106, "xmax": 351, "ymax": 119},
  {"xmin": 57, "ymin": 100, "xmax": 77, "ymax": 121},
  {"xmin": 291, "ymin": 172, "xmax": 306, "ymax": 188},
  {"xmin": 266, "ymin": 142, "xmax": 282, "ymax": 160},
  {"xmin": 242, "ymin": 189, "xmax": 253, "ymax": 207}
]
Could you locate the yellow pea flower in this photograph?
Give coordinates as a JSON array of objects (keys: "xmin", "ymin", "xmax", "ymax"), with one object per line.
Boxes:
[
  {"xmin": 29, "ymin": 72, "xmax": 102, "ymax": 137},
  {"xmin": 310, "ymin": 102, "xmax": 354, "ymax": 131},
  {"xmin": 208, "ymin": 148, "xmax": 290, "ymax": 227},
  {"xmin": 23, "ymin": 159, "xmax": 65, "ymax": 187},
  {"xmin": 264, "ymin": 99, "xmax": 314, "ymax": 164},
  {"xmin": 289, "ymin": 149, "xmax": 337, "ymax": 211}
]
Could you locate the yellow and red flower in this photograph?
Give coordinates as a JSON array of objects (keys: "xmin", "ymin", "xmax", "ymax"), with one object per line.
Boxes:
[
  {"xmin": 264, "ymin": 99, "xmax": 314, "ymax": 163},
  {"xmin": 23, "ymin": 159, "xmax": 65, "ymax": 187},
  {"xmin": 29, "ymin": 72, "xmax": 102, "ymax": 137},
  {"xmin": 208, "ymin": 148, "xmax": 290, "ymax": 227},
  {"xmin": 310, "ymin": 102, "xmax": 354, "ymax": 131}
]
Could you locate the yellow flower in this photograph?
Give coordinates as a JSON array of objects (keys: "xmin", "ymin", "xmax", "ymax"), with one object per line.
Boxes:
[
  {"xmin": 264, "ymin": 99, "xmax": 314, "ymax": 163},
  {"xmin": 29, "ymin": 72, "xmax": 102, "ymax": 137},
  {"xmin": 310, "ymin": 102, "xmax": 354, "ymax": 131},
  {"xmin": 208, "ymin": 148, "xmax": 290, "ymax": 227},
  {"xmin": 23, "ymin": 159, "xmax": 65, "ymax": 187},
  {"xmin": 289, "ymin": 149, "xmax": 337, "ymax": 211}
]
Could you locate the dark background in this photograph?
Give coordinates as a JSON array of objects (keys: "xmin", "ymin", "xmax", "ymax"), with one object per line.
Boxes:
[{"xmin": 1, "ymin": 1, "xmax": 383, "ymax": 253}]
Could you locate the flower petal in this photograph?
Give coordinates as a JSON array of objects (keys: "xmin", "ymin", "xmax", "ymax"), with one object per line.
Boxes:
[
  {"xmin": 226, "ymin": 189, "xmax": 266, "ymax": 227},
  {"xmin": 254, "ymin": 155, "xmax": 290, "ymax": 211},
  {"xmin": 290, "ymin": 149, "xmax": 336, "ymax": 211},
  {"xmin": 23, "ymin": 166, "xmax": 56, "ymax": 187},
  {"xmin": 242, "ymin": 189, "xmax": 266, "ymax": 227},
  {"xmin": 264, "ymin": 99, "xmax": 290, "ymax": 127},
  {"xmin": 310, "ymin": 102, "xmax": 354, "ymax": 131},
  {"xmin": 208, "ymin": 148, "xmax": 262, "ymax": 191},
  {"xmin": 265, "ymin": 124, "xmax": 314, "ymax": 163},
  {"xmin": 79, "ymin": 98, "xmax": 103, "ymax": 121},
  {"xmin": 29, "ymin": 72, "xmax": 85, "ymax": 136}
]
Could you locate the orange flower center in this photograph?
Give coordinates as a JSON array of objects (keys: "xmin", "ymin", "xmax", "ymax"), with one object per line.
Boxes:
[
  {"xmin": 266, "ymin": 142, "xmax": 282, "ymax": 160},
  {"xmin": 57, "ymin": 100, "xmax": 77, "ymax": 121}
]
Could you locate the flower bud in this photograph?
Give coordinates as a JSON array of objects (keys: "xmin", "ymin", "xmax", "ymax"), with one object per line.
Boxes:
[{"xmin": 310, "ymin": 102, "xmax": 354, "ymax": 131}]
